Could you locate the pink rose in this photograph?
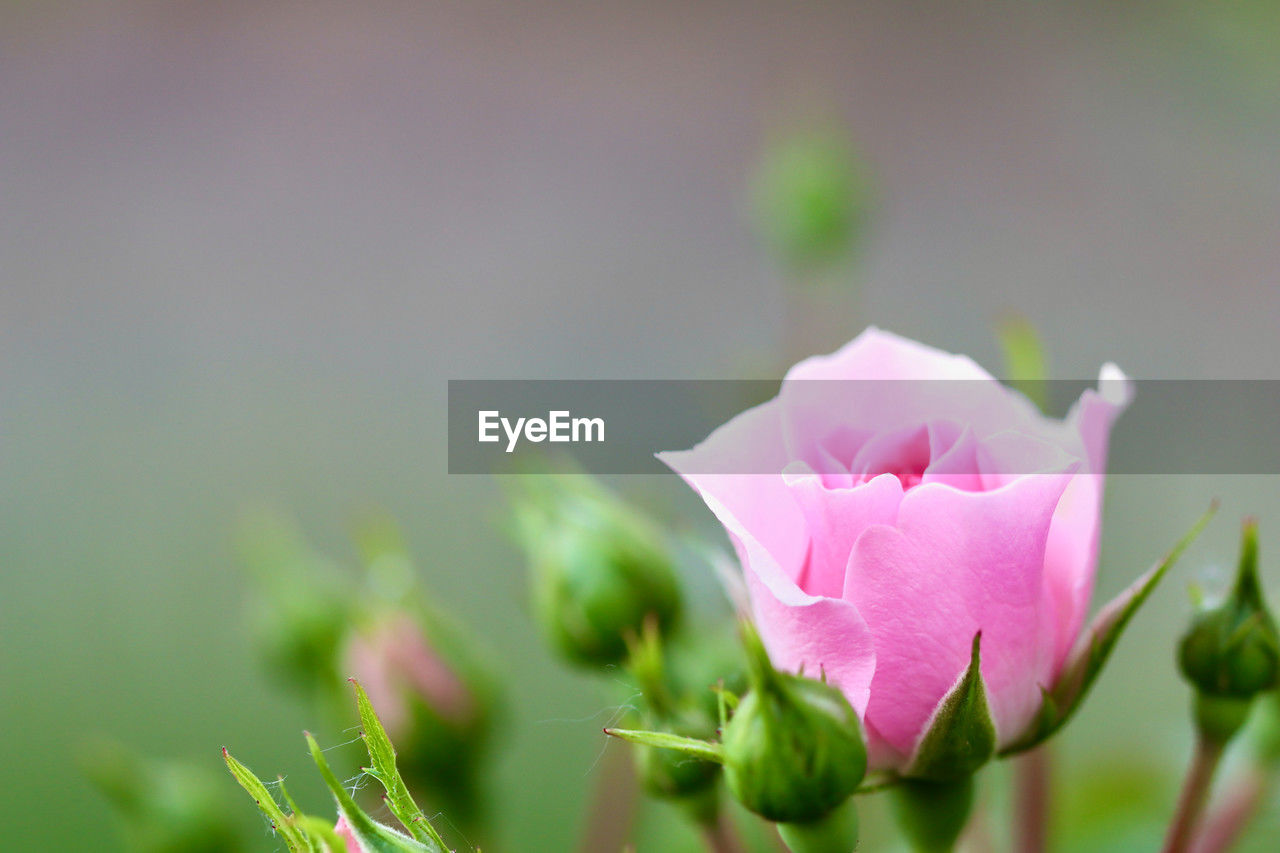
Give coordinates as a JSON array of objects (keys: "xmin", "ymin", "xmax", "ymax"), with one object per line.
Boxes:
[{"xmin": 660, "ymin": 328, "xmax": 1130, "ymax": 770}]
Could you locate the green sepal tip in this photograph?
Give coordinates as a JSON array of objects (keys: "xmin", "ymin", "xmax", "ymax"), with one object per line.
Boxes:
[
  {"xmin": 906, "ymin": 632, "xmax": 996, "ymax": 782},
  {"xmin": 603, "ymin": 727, "xmax": 726, "ymax": 764}
]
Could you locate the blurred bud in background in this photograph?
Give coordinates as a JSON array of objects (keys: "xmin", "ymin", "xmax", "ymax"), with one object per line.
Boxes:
[
  {"xmin": 238, "ymin": 510, "xmax": 500, "ymax": 840},
  {"xmin": 83, "ymin": 741, "xmax": 244, "ymax": 853},
  {"xmin": 751, "ymin": 118, "xmax": 876, "ymax": 366},
  {"xmin": 510, "ymin": 471, "xmax": 681, "ymax": 668},
  {"xmin": 751, "ymin": 122, "xmax": 873, "ymax": 280},
  {"xmin": 1180, "ymin": 519, "xmax": 1280, "ymax": 743},
  {"xmin": 344, "ymin": 517, "xmax": 499, "ymax": 829},
  {"xmin": 624, "ymin": 616, "xmax": 723, "ymax": 818},
  {"xmin": 333, "ymin": 816, "xmax": 360, "ymax": 852},
  {"xmin": 238, "ymin": 511, "xmax": 353, "ymax": 707}
]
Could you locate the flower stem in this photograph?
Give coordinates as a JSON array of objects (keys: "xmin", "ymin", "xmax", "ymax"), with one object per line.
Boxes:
[
  {"xmin": 577, "ymin": 744, "xmax": 638, "ymax": 853},
  {"xmin": 699, "ymin": 809, "xmax": 747, "ymax": 853},
  {"xmin": 1162, "ymin": 736, "xmax": 1226, "ymax": 853},
  {"xmin": 1193, "ymin": 763, "xmax": 1268, "ymax": 853},
  {"xmin": 1013, "ymin": 746, "xmax": 1050, "ymax": 853}
]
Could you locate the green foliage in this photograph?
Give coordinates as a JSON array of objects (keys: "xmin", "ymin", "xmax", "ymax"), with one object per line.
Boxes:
[
  {"xmin": 996, "ymin": 313, "xmax": 1050, "ymax": 413},
  {"xmin": 238, "ymin": 511, "xmax": 353, "ymax": 699},
  {"xmin": 223, "ymin": 680, "xmax": 451, "ymax": 853},
  {"xmin": 889, "ymin": 777, "xmax": 976, "ymax": 853},
  {"xmin": 351, "ymin": 680, "xmax": 450, "ymax": 849},
  {"xmin": 240, "ymin": 509, "xmax": 500, "ymax": 834}
]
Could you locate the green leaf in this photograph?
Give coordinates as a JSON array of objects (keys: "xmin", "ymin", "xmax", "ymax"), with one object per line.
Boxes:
[
  {"xmin": 306, "ymin": 732, "xmax": 438, "ymax": 853},
  {"xmin": 603, "ymin": 727, "xmax": 726, "ymax": 764},
  {"xmin": 996, "ymin": 313, "xmax": 1049, "ymax": 412},
  {"xmin": 906, "ymin": 632, "xmax": 996, "ymax": 781},
  {"xmin": 350, "ymin": 679, "xmax": 451, "ymax": 850},
  {"xmin": 1002, "ymin": 502, "xmax": 1217, "ymax": 755},
  {"xmin": 223, "ymin": 748, "xmax": 309, "ymax": 852}
]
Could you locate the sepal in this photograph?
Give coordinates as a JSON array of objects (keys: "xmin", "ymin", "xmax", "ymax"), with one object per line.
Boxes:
[{"xmin": 905, "ymin": 633, "xmax": 996, "ymax": 782}]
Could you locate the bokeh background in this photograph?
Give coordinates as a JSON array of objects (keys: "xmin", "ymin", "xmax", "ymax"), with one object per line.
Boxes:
[{"xmin": 4, "ymin": 1, "xmax": 1280, "ymax": 850}]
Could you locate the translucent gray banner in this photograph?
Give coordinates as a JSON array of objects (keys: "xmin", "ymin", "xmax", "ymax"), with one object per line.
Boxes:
[{"xmin": 447, "ymin": 380, "xmax": 1280, "ymax": 475}]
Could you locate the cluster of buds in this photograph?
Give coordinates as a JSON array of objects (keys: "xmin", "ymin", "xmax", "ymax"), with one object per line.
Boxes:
[{"xmin": 607, "ymin": 622, "xmax": 867, "ymax": 853}]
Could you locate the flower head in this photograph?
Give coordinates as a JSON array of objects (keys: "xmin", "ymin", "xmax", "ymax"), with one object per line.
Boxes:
[{"xmin": 661, "ymin": 327, "xmax": 1130, "ymax": 771}]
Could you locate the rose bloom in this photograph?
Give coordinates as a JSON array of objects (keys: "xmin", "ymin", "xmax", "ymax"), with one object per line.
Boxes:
[{"xmin": 661, "ymin": 328, "xmax": 1130, "ymax": 770}]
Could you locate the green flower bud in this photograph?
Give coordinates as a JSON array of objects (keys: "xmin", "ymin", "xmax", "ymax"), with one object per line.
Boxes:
[
  {"xmin": 237, "ymin": 512, "xmax": 351, "ymax": 695},
  {"xmin": 1179, "ymin": 520, "xmax": 1280, "ymax": 703},
  {"xmin": 751, "ymin": 125, "xmax": 873, "ymax": 276},
  {"xmin": 513, "ymin": 474, "xmax": 681, "ymax": 667},
  {"xmin": 721, "ymin": 625, "xmax": 867, "ymax": 824}
]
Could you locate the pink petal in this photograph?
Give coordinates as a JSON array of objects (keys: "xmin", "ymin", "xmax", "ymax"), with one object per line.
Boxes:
[
  {"xmin": 658, "ymin": 399, "xmax": 808, "ymax": 584},
  {"xmin": 1043, "ymin": 364, "xmax": 1133, "ymax": 670},
  {"xmin": 844, "ymin": 470, "xmax": 1074, "ymax": 759},
  {"xmin": 786, "ymin": 327, "xmax": 996, "ymax": 383},
  {"xmin": 730, "ymin": 506, "xmax": 877, "ymax": 717},
  {"xmin": 333, "ymin": 815, "xmax": 362, "ymax": 852},
  {"xmin": 784, "ymin": 471, "xmax": 904, "ymax": 598}
]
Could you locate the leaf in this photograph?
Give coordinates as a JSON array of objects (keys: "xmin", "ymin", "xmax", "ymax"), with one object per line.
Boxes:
[
  {"xmin": 997, "ymin": 313, "xmax": 1049, "ymax": 412},
  {"xmin": 350, "ymin": 679, "xmax": 451, "ymax": 850},
  {"xmin": 602, "ymin": 728, "xmax": 726, "ymax": 764},
  {"xmin": 906, "ymin": 632, "xmax": 997, "ymax": 781},
  {"xmin": 223, "ymin": 748, "xmax": 309, "ymax": 852},
  {"xmin": 1002, "ymin": 502, "xmax": 1217, "ymax": 755},
  {"xmin": 306, "ymin": 732, "xmax": 438, "ymax": 853}
]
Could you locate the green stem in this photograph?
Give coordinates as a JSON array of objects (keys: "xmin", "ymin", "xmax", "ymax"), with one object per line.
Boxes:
[
  {"xmin": 699, "ymin": 808, "xmax": 748, "ymax": 853},
  {"xmin": 1013, "ymin": 746, "xmax": 1050, "ymax": 853},
  {"xmin": 1162, "ymin": 736, "xmax": 1225, "ymax": 853}
]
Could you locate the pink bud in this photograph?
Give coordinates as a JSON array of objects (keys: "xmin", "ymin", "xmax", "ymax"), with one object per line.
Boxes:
[
  {"xmin": 333, "ymin": 815, "xmax": 361, "ymax": 852},
  {"xmin": 343, "ymin": 614, "xmax": 474, "ymax": 738}
]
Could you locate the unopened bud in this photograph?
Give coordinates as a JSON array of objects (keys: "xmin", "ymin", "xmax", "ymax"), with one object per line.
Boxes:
[
  {"xmin": 1177, "ymin": 517, "xmax": 1280, "ymax": 696},
  {"xmin": 513, "ymin": 474, "xmax": 681, "ymax": 667},
  {"xmin": 1179, "ymin": 520, "xmax": 1280, "ymax": 741},
  {"xmin": 720, "ymin": 624, "xmax": 866, "ymax": 824}
]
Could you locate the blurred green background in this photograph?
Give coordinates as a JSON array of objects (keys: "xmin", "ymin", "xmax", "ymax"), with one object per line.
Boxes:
[{"xmin": 4, "ymin": 1, "xmax": 1280, "ymax": 850}]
